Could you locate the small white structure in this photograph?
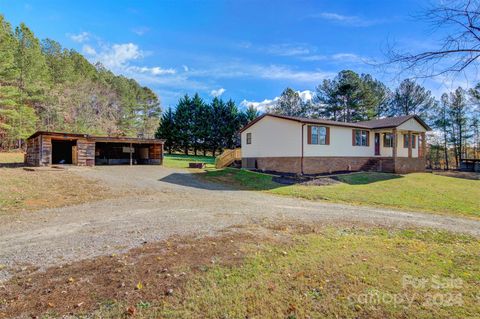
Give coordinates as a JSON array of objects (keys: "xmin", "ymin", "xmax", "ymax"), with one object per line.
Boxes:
[{"xmin": 240, "ymin": 114, "xmax": 430, "ymax": 174}]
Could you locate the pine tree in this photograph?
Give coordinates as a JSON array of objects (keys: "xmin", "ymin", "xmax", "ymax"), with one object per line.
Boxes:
[
  {"xmin": 270, "ymin": 88, "xmax": 307, "ymax": 117},
  {"xmin": 388, "ymin": 79, "xmax": 435, "ymax": 119},
  {"xmin": 156, "ymin": 107, "xmax": 177, "ymax": 154},
  {"xmin": 244, "ymin": 105, "xmax": 259, "ymax": 123},
  {"xmin": 209, "ymin": 97, "xmax": 226, "ymax": 156},
  {"xmin": 223, "ymin": 99, "xmax": 241, "ymax": 149},
  {"xmin": 175, "ymin": 94, "xmax": 193, "ymax": 154},
  {"xmin": 14, "ymin": 23, "xmax": 51, "ymax": 106},
  {"xmin": 446, "ymin": 88, "xmax": 470, "ymax": 167},
  {"xmin": 315, "ymin": 70, "xmax": 383, "ymax": 122}
]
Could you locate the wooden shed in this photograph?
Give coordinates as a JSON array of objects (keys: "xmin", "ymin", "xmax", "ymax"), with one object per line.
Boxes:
[{"xmin": 25, "ymin": 131, "xmax": 164, "ymax": 167}]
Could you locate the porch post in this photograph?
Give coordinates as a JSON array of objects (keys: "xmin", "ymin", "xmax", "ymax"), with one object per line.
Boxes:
[
  {"xmin": 130, "ymin": 142, "xmax": 133, "ymax": 166},
  {"xmin": 421, "ymin": 132, "xmax": 426, "ymax": 159},
  {"xmin": 392, "ymin": 128, "xmax": 397, "ymax": 159},
  {"xmin": 408, "ymin": 131, "xmax": 412, "ymax": 158}
]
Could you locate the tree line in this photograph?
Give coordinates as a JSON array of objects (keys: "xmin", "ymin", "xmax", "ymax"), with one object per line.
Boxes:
[
  {"xmin": 0, "ymin": 15, "xmax": 161, "ymax": 149},
  {"xmin": 156, "ymin": 94, "xmax": 258, "ymax": 156}
]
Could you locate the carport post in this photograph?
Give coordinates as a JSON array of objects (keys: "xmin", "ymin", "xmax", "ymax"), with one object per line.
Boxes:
[{"xmin": 130, "ymin": 143, "xmax": 133, "ymax": 166}]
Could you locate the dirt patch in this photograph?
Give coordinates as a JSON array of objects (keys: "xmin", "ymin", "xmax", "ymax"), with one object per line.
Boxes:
[
  {"xmin": 273, "ymin": 175, "xmax": 340, "ymax": 186},
  {"xmin": 433, "ymin": 170, "xmax": 480, "ymax": 180},
  {"xmin": 0, "ymin": 226, "xmax": 290, "ymax": 319}
]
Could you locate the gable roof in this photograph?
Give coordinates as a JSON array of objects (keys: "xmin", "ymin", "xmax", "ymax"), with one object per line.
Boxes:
[
  {"xmin": 240, "ymin": 113, "xmax": 431, "ymax": 133},
  {"xmin": 356, "ymin": 115, "xmax": 431, "ymax": 130}
]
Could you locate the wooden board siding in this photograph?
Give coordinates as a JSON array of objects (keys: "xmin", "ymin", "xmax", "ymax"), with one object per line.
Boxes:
[
  {"xmin": 148, "ymin": 144, "xmax": 163, "ymax": 164},
  {"xmin": 77, "ymin": 139, "xmax": 95, "ymax": 166},
  {"xmin": 25, "ymin": 136, "xmax": 41, "ymax": 166},
  {"xmin": 40, "ymin": 136, "xmax": 52, "ymax": 166}
]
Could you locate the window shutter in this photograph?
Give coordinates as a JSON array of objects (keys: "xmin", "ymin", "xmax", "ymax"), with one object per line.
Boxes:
[
  {"xmin": 366, "ymin": 131, "xmax": 370, "ymax": 146},
  {"xmin": 325, "ymin": 127, "xmax": 330, "ymax": 145},
  {"xmin": 352, "ymin": 129, "xmax": 356, "ymax": 146},
  {"xmin": 307, "ymin": 126, "xmax": 312, "ymax": 144}
]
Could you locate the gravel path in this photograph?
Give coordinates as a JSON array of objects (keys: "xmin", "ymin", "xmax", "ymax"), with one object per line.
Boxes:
[{"xmin": 1, "ymin": 166, "xmax": 479, "ymax": 281}]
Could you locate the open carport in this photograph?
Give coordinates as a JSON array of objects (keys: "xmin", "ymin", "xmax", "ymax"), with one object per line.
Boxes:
[{"xmin": 25, "ymin": 131, "xmax": 164, "ymax": 167}]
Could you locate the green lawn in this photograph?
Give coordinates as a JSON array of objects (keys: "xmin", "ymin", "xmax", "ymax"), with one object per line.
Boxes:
[
  {"xmin": 203, "ymin": 169, "xmax": 480, "ymax": 219},
  {"xmin": 93, "ymin": 227, "xmax": 480, "ymax": 318},
  {"xmin": 0, "ymin": 152, "xmax": 24, "ymax": 164},
  {"xmin": 163, "ymin": 154, "xmax": 216, "ymax": 169}
]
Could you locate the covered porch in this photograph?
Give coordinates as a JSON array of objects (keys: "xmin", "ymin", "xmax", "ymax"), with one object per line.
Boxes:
[{"xmin": 373, "ymin": 128, "xmax": 427, "ymax": 173}]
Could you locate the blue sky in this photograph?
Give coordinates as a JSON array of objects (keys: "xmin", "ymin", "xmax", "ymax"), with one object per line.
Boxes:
[{"xmin": 0, "ymin": 0, "xmax": 474, "ymax": 110}]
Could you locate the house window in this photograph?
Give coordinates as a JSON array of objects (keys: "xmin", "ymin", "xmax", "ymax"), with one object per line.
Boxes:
[
  {"xmin": 383, "ymin": 133, "xmax": 394, "ymax": 148},
  {"xmin": 353, "ymin": 129, "xmax": 369, "ymax": 146},
  {"xmin": 310, "ymin": 126, "xmax": 328, "ymax": 145},
  {"xmin": 403, "ymin": 134, "xmax": 416, "ymax": 148},
  {"xmin": 246, "ymin": 132, "xmax": 252, "ymax": 144}
]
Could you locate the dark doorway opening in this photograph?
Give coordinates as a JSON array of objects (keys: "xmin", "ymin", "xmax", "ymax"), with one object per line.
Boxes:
[
  {"xmin": 374, "ymin": 133, "xmax": 380, "ymax": 156},
  {"xmin": 95, "ymin": 142, "xmax": 153, "ymax": 165},
  {"xmin": 51, "ymin": 140, "xmax": 76, "ymax": 164}
]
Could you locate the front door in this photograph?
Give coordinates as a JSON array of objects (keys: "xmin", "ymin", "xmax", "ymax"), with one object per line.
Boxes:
[{"xmin": 374, "ymin": 133, "xmax": 380, "ymax": 156}]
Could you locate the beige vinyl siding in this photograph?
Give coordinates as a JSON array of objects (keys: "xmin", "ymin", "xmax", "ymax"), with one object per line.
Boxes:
[
  {"xmin": 303, "ymin": 125, "xmax": 374, "ymax": 157},
  {"xmin": 397, "ymin": 118, "xmax": 427, "ymax": 132},
  {"xmin": 241, "ymin": 116, "xmax": 302, "ymax": 158}
]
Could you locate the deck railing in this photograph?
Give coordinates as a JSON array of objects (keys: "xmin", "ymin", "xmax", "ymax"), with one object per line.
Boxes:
[{"xmin": 215, "ymin": 148, "xmax": 241, "ymax": 169}]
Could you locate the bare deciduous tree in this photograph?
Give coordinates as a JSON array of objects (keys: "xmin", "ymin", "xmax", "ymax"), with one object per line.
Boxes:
[{"xmin": 387, "ymin": 0, "xmax": 480, "ymax": 77}]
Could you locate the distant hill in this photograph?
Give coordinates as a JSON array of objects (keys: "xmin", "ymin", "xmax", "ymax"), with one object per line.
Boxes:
[{"xmin": 0, "ymin": 15, "xmax": 161, "ymax": 149}]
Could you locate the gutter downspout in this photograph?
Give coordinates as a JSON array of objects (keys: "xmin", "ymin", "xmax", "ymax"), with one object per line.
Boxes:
[{"xmin": 301, "ymin": 123, "xmax": 305, "ymax": 175}]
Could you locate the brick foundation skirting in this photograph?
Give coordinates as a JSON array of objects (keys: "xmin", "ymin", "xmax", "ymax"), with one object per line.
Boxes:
[{"xmin": 242, "ymin": 156, "xmax": 425, "ymax": 174}]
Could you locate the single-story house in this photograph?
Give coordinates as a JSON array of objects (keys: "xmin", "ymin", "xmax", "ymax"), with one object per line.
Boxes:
[
  {"xmin": 240, "ymin": 113, "xmax": 430, "ymax": 174},
  {"xmin": 25, "ymin": 131, "xmax": 164, "ymax": 167}
]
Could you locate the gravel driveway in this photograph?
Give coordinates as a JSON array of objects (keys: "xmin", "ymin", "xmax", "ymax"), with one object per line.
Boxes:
[{"xmin": 1, "ymin": 166, "xmax": 479, "ymax": 281}]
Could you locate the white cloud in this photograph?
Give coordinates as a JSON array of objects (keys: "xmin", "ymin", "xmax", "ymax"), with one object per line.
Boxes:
[
  {"xmin": 298, "ymin": 90, "xmax": 314, "ymax": 102},
  {"xmin": 69, "ymin": 32, "xmax": 90, "ymax": 43},
  {"xmin": 102, "ymin": 43, "xmax": 143, "ymax": 68},
  {"xmin": 132, "ymin": 26, "xmax": 150, "ymax": 36},
  {"xmin": 187, "ymin": 62, "xmax": 333, "ymax": 83},
  {"xmin": 263, "ymin": 44, "xmax": 311, "ymax": 56},
  {"xmin": 84, "ymin": 43, "xmax": 143, "ymax": 69},
  {"xmin": 128, "ymin": 66, "xmax": 176, "ymax": 76},
  {"xmin": 240, "ymin": 98, "xmax": 278, "ymax": 112},
  {"xmin": 182, "ymin": 65, "xmax": 189, "ymax": 72},
  {"xmin": 300, "ymin": 55, "xmax": 328, "ymax": 61},
  {"xmin": 210, "ymin": 88, "xmax": 226, "ymax": 97},
  {"xmin": 82, "ymin": 44, "xmax": 97, "ymax": 56},
  {"xmin": 311, "ymin": 12, "xmax": 380, "ymax": 27},
  {"xmin": 255, "ymin": 65, "xmax": 331, "ymax": 82},
  {"xmin": 300, "ymin": 52, "xmax": 372, "ymax": 64},
  {"xmin": 240, "ymin": 90, "xmax": 314, "ymax": 112}
]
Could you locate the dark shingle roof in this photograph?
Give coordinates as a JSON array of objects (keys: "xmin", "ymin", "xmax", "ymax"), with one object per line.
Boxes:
[
  {"xmin": 240, "ymin": 113, "xmax": 431, "ymax": 133},
  {"xmin": 357, "ymin": 115, "xmax": 431, "ymax": 130}
]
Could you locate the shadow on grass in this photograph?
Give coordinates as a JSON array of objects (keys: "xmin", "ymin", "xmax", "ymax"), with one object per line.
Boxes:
[
  {"xmin": 159, "ymin": 172, "xmax": 234, "ymax": 191},
  {"xmin": 159, "ymin": 169, "xmax": 282, "ymax": 191},
  {"xmin": 159, "ymin": 169, "xmax": 404, "ymax": 191},
  {"xmin": 0, "ymin": 163, "xmax": 25, "ymax": 168},
  {"xmin": 334, "ymin": 172, "xmax": 403, "ymax": 185}
]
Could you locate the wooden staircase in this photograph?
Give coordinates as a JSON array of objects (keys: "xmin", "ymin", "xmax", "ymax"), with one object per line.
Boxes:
[{"xmin": 215, "ymin": 148, "xmax": 241, "ymax": 169}]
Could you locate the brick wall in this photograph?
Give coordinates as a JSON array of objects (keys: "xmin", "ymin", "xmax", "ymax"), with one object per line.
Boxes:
[{"xmin": 242, "ymin": 156, "xmax": 423, "ymax": 174}]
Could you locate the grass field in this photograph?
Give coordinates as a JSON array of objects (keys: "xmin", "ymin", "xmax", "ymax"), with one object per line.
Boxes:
[
  {"xmin": 0, "ymin": 152, "xmax": 24, "ymax": 164},
  {"xmin": 203, "ymin": 169, "xmax": 480, "ymax": 219},
  {"xmin": 0, "ymin": 168, "xmax": 117, "ymax": 214},
  {"xmin": 74, "ymin": 227, "xmax": 479, "ymax": 319},
  {"xmin": 163, "ymin": 154, "xmax": 216, "ymax": 169},
  {"xmin": 0, "ymin": 152, "xmax": 118, "ymax": 214}
]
